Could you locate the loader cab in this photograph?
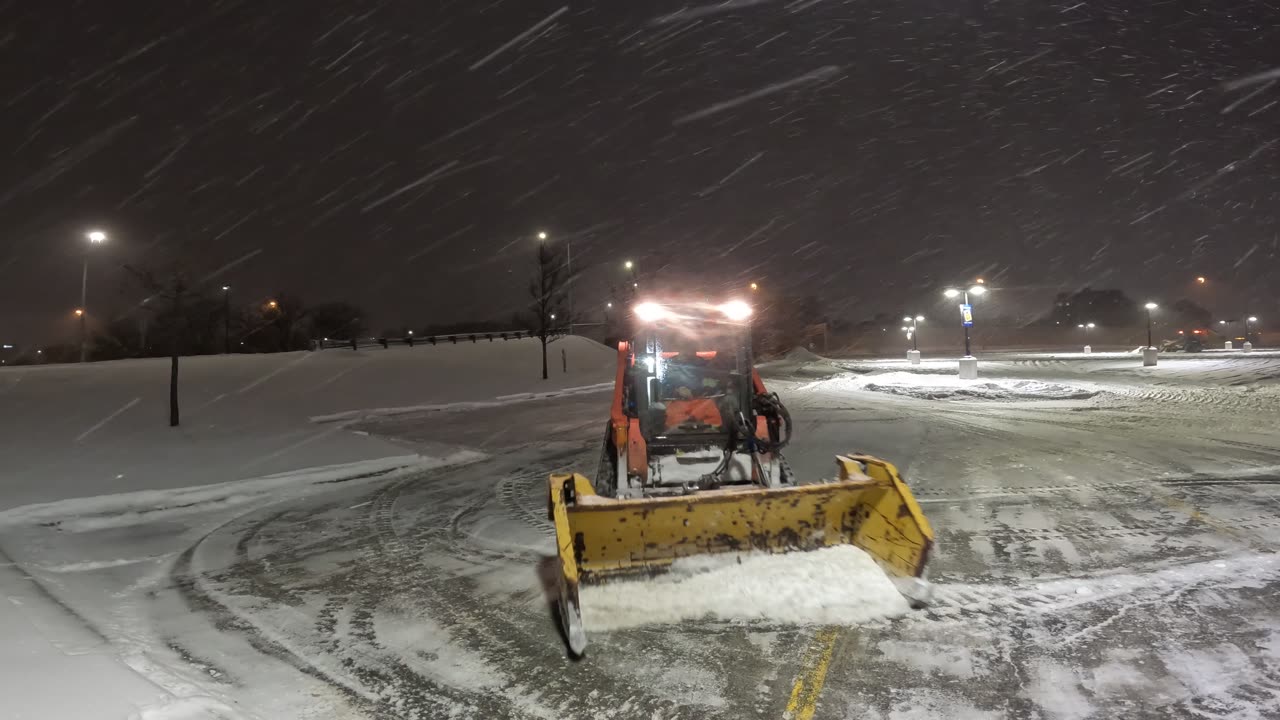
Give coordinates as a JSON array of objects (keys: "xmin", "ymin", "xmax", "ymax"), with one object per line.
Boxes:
[
  {"xmin": 630, "ymin": 323, "xmax": 752, "ymax": 438},
  {"xmin": 622, "ymin": 298, "xmax": 752, "ymax": 453}
]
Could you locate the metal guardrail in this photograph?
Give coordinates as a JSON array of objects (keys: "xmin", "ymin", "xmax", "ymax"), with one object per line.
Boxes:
[{"xmin": 311, "ymin": 330, "xmax": 533, "ymax": 351}]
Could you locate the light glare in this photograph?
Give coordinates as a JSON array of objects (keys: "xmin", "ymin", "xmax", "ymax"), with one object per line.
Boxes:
[
  {"xmin": 719, "ymin": 300, "xmax": 753, "ymax": 321},
  {"xmin": 634, "ymin": 302, "xmax": 667, "ymax": 322}
]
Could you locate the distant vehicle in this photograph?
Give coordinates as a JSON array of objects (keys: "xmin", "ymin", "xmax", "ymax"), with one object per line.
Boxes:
[{"xmin": 1162, "ymin": 328, "xmax": 1219, "ymax": 352}]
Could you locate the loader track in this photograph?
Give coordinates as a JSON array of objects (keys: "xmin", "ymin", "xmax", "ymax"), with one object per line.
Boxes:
[{"xmin": 357, "ymin": 456, "xmax": 711, "ymax": 720}]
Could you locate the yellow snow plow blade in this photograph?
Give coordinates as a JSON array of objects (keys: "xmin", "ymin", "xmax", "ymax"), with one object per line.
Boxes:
[{"xmin": 547, "ymin": 454, "xmax": 934, "ymax": 655}]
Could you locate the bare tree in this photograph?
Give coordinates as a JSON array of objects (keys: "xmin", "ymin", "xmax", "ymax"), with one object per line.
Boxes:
[
  {"xmin": 126, "ymin": 266, "xmax": 205, "ymax": 427},
  {"xmin": 529, "ymin": 240, "xmax": 568, "ymax": 380}
]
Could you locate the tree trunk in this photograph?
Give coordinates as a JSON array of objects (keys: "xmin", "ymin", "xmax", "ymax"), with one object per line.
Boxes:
[
  {"xmin": 169, "ymin": 354, "xmax": 180, "ymax": 427},
  {"xmin": 541, "ymin": 335, "xmax": 548, "ymax": 380}
]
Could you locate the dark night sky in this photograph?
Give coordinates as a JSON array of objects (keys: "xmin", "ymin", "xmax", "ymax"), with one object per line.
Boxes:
[{"xmin": 1, "ymin": 0, "xmax": 1277, "ymax": 345}]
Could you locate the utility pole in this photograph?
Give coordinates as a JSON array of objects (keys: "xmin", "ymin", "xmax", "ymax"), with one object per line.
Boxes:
[
  {"xmin": 222, "ymin": 286, "xmax": 231, "ymax": 354},
  {"xmin": 79, "ymin": 230, "xmax": 107, "ymax": 362},
  {"xmin": 566, "ymin": 240, "xmax": 574, "ymax": 336},
  {"xmin": 79, "ymin": 258, "xmax": 89, "ymax": 362}
]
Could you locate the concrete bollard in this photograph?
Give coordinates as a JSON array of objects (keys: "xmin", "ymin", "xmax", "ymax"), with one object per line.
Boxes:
[
  {"xmin": 1225, "ymin": 341, "xmax": 1233, "ymax": 350},
  {"xmin": 1083, "ymin": 345, "xmax": 1092, "ymax": 354},
  {"xmin": 1142, "ymin": 347, "xmax": 1158, "ymax": 367},
  {"xmin": 907, "ymin": 349, "xmax": 921, "ymax": 365},
  {"xmin": 1243, "ymin": 342, "xmax": 1253, "ymax": 353},
  {"xmin": 958, "ymin": 356, "xmax": 978, "ymax": 379}
]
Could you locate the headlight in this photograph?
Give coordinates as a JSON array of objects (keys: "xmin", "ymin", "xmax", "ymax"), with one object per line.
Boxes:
[
  {"xmin": 634, "ymin": 302, "xmax": 668, "ymax": 322},
  {"xmin": 719, "ymin": 300, "xmax": 752, "ymax": 321}
]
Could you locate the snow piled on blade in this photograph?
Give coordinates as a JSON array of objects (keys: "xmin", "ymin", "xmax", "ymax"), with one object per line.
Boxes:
[
  {"xmin": 0, "ymin": 452, "xmax": 482, "ymax": 532},
  {"xmin": 579, "ymin": 546, "xmax": 910, "ymax": 631},
  {"xmin": 854, "ymin": 372, "xmax": 1099, "ymax": 401}
]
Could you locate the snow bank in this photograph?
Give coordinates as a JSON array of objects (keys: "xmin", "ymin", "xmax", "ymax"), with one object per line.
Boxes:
[
  {"xmin": 784, "ymin": 346, "xmax": 824, "ymax": 362},
  {"xmin": 0, "ymin": 452, "xmax": 482, "ymax": 532},
  {"xmin": 578, "ymin": 545, "xmax": 909, "ymax": 631},
  {"xmin": 853, "ymin": 372, "xmax": 1098, "ymax": 401}
]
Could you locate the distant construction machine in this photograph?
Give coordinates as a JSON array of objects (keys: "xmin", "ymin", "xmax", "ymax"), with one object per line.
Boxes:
[{"xmin": 547, "ymin": 298, "xmax": 935, "ymax": 655}]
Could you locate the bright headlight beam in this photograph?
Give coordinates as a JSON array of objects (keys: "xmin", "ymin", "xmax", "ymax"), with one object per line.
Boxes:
[
  {"xmin": 634, "ymin": 302, "xmax": 668, "ymax": 322},
  {"xmin": 719, "ymin": 300, "xmax": 753, "ymax": 321}
]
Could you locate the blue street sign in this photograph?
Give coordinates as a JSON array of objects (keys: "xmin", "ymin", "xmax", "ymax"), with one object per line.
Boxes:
[{"xmin": 960, "ymin": 303, "xmax": 974, "ymax": 327}]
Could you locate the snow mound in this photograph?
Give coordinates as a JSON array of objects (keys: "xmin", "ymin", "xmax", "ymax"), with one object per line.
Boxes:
[
  {"xmin": 784, "ymin": 346, "xmax": 824, "ymax": 362},
  {"xmin": 858, "ymin": 372, "xmax": 1098, "ymax": 401},
  {"xmin": 578, "ymin": 545, "xmax": 909, "ymax": 631}
]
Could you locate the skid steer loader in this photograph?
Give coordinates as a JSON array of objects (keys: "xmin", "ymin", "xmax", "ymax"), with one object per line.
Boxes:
[{"xmin": 547, "ymin": 299, "xmax": 934, "ymax": 655}]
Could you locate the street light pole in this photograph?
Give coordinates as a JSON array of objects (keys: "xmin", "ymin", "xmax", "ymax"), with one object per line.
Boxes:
[
  {"xmin": 1245, "ymin": 316, "xmax": 1257, "ymax": 345},
  {"xmin": 79, "ymin": 257, "xmax": 89, "ymax": 362},
  {"xmin": 903, "ymin": 315, "xmax": 923, "ymax": 351},
  {"xmin": 943, "ymin": 285, "xmax": 985, "ymax": 359},
  {"xmin": 1144, "ymin": 302, "xmax": 1158, "ymax": 349},
  {"xmin": 80, "ymin": 230, "xmax": 107, "ymax": 362},
  {"xmin": 538, "ymin": 230, "xmax": 574, "ymax": 335},
  {"xmin": 566, "ymin": 239, "xmax": 574, "ymax": 336},
  {"xmin": 222, "ymin": 286, "xmax": 231, "ymax": 354}
]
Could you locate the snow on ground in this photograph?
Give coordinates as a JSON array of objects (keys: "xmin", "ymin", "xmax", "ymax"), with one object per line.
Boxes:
[
  {"xmin": 0, "ymin": 336, "xmax": 614, "ymax": 510},
  {"xmin": 0, "ymin": 338, "xmax": 613, "ymax": 720},
  {"xmin": 0, "ymin": 453, "xmax": 479, "ymax": 533},
  {"xmin": 579, "ymin": 546, "xmax": 910, "ymax": 631},
  {"xmin": 836, "ymin": 371, "xmax": 1100, "ymax": 401},
  {"xmin": 3, "ymin": 345, "xmax": 1280, "ymax": 719}
]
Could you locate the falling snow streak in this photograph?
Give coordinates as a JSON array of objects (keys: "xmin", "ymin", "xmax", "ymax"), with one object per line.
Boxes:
[
  {"xmin": 407, "ymin": 225, "xmax": 475, "ymax": 262},
  {"xmin": 236, "ymin": 353, "xmax": 312, "ymax": 395},
  {"xmin": 0, "ymin": 116, "xmax": 138, "ymax": 207},
  {"xmin": 75, "ymin": 398, "xmax": 141, "ymax": 443},
  {"xmin": 361, "ymin": 162, "xmax": 459, "ymax": 212},
  {"xmin": 698, "ymin": 152, "xmax": 764, "ymax": 196},
  {"xmin": 1221, "ymin": 80, "xmax": 1277, "ymax": 114},
  {"xmin": 1109, "ymin": 152, "xmax": 1153, "ymax": 175},
  {"xmin": 198, "ymin": 249, "xmax": 264, "ymax": 286},
  {"xmin": 211, "ymin": 212, "xmax": 259, "ymax": 243},
  {"xmin": 673, "ymin": 66, "xmax": 840, "ymax": 125},
  {"xmin": 651, "ymin": 0, "xmax": 781, "ymax": 25},
  {"xmin": 379, "ymin": 156, "xmax": 503, "ymax": 214},
  {"xmin": 468, "ymin": 6, "xmax": 569, "ymax": 71},
  {"xmin": 1223, "ymin": 67, "xmax": 1280, "ymax": 92},
  {"xmin": 1233, "ymin": 244, "xmax": 1259, "ymax": 269},
  {"xmin": 786, "ymin": 0, "xmax": 827, "ymax": 12},
  {"xmin": 418, "ymin": 98, "xmax": 530, "ymax": 151}
]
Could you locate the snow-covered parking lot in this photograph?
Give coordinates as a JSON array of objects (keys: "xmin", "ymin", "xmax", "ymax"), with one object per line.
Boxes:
[{"xmin": 2, "ymin": 343, "xmax": 1279, "ymax": 719}]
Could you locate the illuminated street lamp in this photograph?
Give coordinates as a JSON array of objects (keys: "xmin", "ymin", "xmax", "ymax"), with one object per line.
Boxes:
[
  {"xmin": 942, "ymin": 285, "xmax": 986, "ymax": 357},
  {"xmin": 80, "ymin": 230, "xmax": 107, "ymax": 362},
  {"xmin": 1245, "ymin": 316, "xmax": 1259, "ymax": 345},
  {"xmin": 1196, "ymin": 276, "xmax": 1206, "ymax": 284},
  {"xmin": 266, "ymin": 299, "xmax": 279, "ymax": 311},
  {"xmin": 538, "ymin": 230, "xmax": 574, "ymax": 334},
  {"xmin": 903, "ymin": 315, "xmax": 924, "ymax": 351},
  {"xmin": 750, "ymin": 282, "xmax": 759, "ymax": 291},
  {"xmin": 1144, "ymin": 302, "xmax": 1158, "ymax": 349}
]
